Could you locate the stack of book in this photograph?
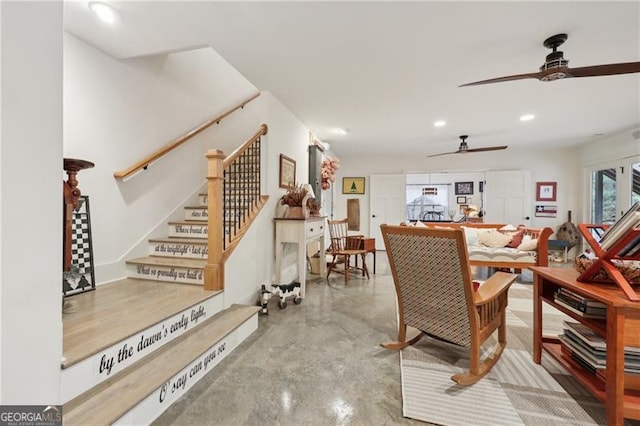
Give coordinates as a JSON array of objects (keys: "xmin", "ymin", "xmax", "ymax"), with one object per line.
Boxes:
[
  {"xmin": 559, "ymin": 321, "xmax": 640, "ymax": 389},
  {"xmin": 598, "ymin": 201, "xmax": 640, "ymax": 253},
  {"xmin": 554, "ymin": 288, "xmax": 606, "ymax": 319}
]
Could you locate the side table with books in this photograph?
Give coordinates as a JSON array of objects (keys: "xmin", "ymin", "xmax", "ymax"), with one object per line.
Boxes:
[{"xmin": 531, "ymin": 266, "xmax": 640, "ymax": 425}]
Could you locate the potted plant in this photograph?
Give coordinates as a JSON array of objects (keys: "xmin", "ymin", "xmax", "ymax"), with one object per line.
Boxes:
[
  {"xmin": 281, "ymin": 184, "xmax": 309, "ymax": 218},
  {"xmin": 320, "ymin": 157, "xmax": 340, "ymax": 190}
]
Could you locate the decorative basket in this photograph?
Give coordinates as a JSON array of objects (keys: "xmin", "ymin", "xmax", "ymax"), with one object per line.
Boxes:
[{"xmin": 574, "ymin": 257, "xmax": 640, "ymax": 284}]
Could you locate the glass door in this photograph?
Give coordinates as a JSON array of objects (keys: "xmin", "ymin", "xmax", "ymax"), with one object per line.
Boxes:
[{"xmin": 590, "ymin": 167, "xmax": 617, "ymax": 224}]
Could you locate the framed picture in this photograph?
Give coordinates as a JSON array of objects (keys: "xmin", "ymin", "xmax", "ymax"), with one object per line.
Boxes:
[
  {"xmin": 535, "ymin": 205, "xmax": 557, "ymax": 218},
  {"xmin": 342, "ymin": 177, "xmax": 365, "ymax": 194},
  {"xmin": 459, "ymin": 204, "xmax": 469, "ymax": 214},
  {"xmin": 456, "ymin": 196, "xmax": 467, "ymax": 204},
  {"xmin": 536, "ymin": 181, "xmax": 557, "ymax": 201},
  {"xmin": 279, "ymin": 154, "xmax": 296, "ymax": 189},
  {"xmin": 455, "ymin": 181, "xmax": 474, "ymax": 195}
]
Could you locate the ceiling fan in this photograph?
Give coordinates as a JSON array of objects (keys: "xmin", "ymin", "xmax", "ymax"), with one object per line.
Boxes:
[
  {"xmin": 460, "ymin": 33, "xmax": 640, "ymax": 87},
  {"xmin": 428, "ymin": 135, "xmax": 507, "ymax": 158}
]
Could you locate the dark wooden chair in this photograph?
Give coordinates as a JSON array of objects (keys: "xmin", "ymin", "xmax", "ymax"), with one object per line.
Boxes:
[{"xmin": 380, "ymin": 224, "xmax": 517, "ymax": 385}]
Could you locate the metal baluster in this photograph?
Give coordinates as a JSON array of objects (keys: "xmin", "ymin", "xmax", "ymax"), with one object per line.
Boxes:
[{"xmin": 223, "ymin": 168, "xmax": 228, "ymax": 251}]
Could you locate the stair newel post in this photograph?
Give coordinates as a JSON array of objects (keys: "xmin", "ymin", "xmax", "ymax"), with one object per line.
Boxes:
[{"xmin": 205, "ymin": 149, "xmax": 226, "ymax": 291}]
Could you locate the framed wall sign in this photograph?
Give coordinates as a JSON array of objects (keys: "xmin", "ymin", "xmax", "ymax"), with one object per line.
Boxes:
[
  {"xmin": 535, "ymin": 205, "xmax": 557, "ymax": 218},
  {"xmin": 455, "ymin": 181, "xmax": 474, "ymax": 195},
  {"xmin": 456, "ymin": 196, "xmax": 467, "ymax": 204},
  {"xmin": 279, "ymin": 154, "xmax": 296, "ymax": 189},
  {"xmin": 536, "ymin": 181, "xmax": 557, "ymax": 201},
  {"xmin": 342, "ymin": 177, "xmax": 365, "ymax": 194}
]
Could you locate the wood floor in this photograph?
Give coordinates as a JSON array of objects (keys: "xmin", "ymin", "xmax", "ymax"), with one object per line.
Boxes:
[
  {"xmin": 62, "ymin": 278, "xmax": 221, "ymax": 368},
  {"xmin": 64, "ymin": 304, "xmax": 258, "ymax": 426}
]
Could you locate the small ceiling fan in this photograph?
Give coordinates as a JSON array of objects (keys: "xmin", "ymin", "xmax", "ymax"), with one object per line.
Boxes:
[
  {"xmin": 460, "ymin": 33, "xmax": 640, "ymax": 87},
  {"xmin": 428, "ymin": 135, "xmax": 507, "ymax": 158}
]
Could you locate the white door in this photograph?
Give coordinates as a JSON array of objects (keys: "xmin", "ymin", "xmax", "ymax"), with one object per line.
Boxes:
[
  {"xmin": 370, "ymin": 174, "xmax": 406, "ymax": 249},
  {"xmin": 484, "ymin": 170, "xmax": 532, "ymax": 225}
]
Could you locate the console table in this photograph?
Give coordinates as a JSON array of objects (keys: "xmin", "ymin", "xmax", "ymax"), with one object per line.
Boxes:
[
  {"xmin": 531, "ymin": 266, "xmax": 640, "ymax": 425},
  {"xmin": 274, "ymin": 217, "xmax": 326, "ymax": 298}
]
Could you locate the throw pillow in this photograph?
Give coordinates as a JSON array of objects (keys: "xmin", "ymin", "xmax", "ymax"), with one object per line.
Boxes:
[
  {"xmin": 478, "ymin": 229, "xmax": 512, "ymax": 248},
  {"xmin": 518, "ymin": 238, "xmax": 538, "ymax": 251},
  {"xmin": 507, "ymin": 230, "xmax": 525, "ymax": 248},
  {"xmin": 461, "ymin": 226, "xmax": 479, "ymax": 246}
]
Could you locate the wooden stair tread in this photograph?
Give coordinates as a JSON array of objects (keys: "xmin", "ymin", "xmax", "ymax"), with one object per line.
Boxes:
[
  {"xmin": 148, "ymin": 237, "xmax": 208, "ymax": 244},
  {"xmin": 126, "ymin": 256, "xmax": 206, "ymax": 268},
  {"xmin": 62, "ymin": 278, "xmax": 221, "ymax": 368},
  {"xmin": 64, "ymin": 304, "xmax": 259, "ymax": 426}
]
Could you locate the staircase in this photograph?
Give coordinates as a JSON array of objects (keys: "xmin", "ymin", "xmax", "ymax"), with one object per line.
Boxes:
[
  {"xmin": 125, "ymin": 192, "xmax": 210, "ymax": 285},
  {"xmin": 62, "ymin": 125, "xmax": 269, "ymax": 424}
]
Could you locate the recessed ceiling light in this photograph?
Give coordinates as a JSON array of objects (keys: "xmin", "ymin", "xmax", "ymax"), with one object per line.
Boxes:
[
  {"xmin": 433, "ymin": 120, "xmax": 446, "ymax": 128},
  {"xmin": 88, "ymin": 1, "xmax": 122, "ymax": 24},
  {"xmin": 333, "ymin": 128, "xmax": 348, "ymax": 136},
  {"xmin": 520, "ymin": 114, "xmax": 535, "ymax": 122}
]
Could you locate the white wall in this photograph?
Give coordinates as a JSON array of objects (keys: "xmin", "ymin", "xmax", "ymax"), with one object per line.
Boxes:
[
  {"xmin": 63, "ymin": 34, "xmax": 265, "ymax": 283},
  {"xmin": 225, "ymin": 93, "xmax": 311, "ymax": 305},
  {"xmin": 64, "ymin": 32, "xmax": 316, "ymax": 304},
  {"xmin": 0, "ymin": 1, "xmax": 63, "ymax": 404},
  {"xmin": 579, "ymin": 126, "xmax": 640, "ymax": 167},
  {"xmin": 333, "ymin": 146, "xmax": 581, "ymax": 238}
]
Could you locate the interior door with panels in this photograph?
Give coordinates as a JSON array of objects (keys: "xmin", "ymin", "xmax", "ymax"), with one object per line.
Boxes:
[
  {"xmin": 369, "ymin": 174, "xmax": 406, "ymax": 248},
  {"xmin": 484, "ymin": 170, "xmax": 532, "ymax": 225}
]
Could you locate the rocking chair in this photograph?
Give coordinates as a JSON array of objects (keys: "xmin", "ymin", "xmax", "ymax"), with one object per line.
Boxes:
[{"xmin": 380, "ymin": 224, "xmax": 517, "ymax": 386}]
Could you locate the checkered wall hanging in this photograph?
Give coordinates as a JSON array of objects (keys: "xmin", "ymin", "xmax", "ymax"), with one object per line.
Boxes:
[{"xmin": 63, "ymin": 195, "xmax": 96, "ymax": 296}]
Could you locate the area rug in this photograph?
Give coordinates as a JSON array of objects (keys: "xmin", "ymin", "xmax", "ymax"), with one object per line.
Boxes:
[{"xmin": 399, "ymin": 283, "xmax": 608, "ymax": 425}]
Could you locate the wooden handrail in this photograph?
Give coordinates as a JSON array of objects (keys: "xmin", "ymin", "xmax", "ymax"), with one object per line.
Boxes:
[
  {"xmin": 223, "ymin": 124, "xmax": 268, "ymax": 168},
  {"xmin": 114, "ymin": 92, "xmax": 261, "ymax": 180}
]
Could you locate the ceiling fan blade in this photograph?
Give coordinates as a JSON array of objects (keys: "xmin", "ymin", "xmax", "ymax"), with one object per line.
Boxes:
[
  {"xmin": 427, "ymin": 150, "xmax": 461, "ymax": 158},
  {"xmin": 566, "ymin": 62, "xmax": 640, "ymax": 78},
  {"xmin": 466, "ymin": 146, "xmax": 508, "ymax": 153},
  {"xmin": 459, "ymin": 72, "xmax": 543, "ymax": 87}
]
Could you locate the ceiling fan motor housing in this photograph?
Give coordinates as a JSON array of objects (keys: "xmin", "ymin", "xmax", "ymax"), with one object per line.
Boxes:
[
  {"xmin": 540, "ymin": 34, "xmax": 570, "ymax": 81},
  {"xmin": 540, "ymin": 52, "xmax": 570, "ymax": 81}
]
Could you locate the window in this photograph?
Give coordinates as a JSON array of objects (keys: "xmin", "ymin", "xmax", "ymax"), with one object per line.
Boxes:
[
  {"xmin": 406, "ymin": 184, "xmax": 449, "ymax": 221},
  {"xmin": 588, "ymin": 157, "xmax": 640, "ymax": 224}
]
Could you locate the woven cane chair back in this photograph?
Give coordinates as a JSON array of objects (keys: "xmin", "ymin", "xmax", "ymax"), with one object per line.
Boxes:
[{"xmin": 382, "ymin": 225, "xmax": 474, "ymax": 347}]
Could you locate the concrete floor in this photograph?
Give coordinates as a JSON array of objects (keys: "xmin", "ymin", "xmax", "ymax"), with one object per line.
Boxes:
[
  {"xmin": 153, "ymin": 253, "xmax": 430, "ymax": 425},
  {"xmin": 152, "ymin": 256, "xmax": 543, "ymax": 425}
]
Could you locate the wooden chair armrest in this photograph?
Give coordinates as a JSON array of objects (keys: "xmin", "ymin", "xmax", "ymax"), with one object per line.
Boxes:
[{"xmin": 473, "ymin": 272, "xmax": 517, "ymax": 305}]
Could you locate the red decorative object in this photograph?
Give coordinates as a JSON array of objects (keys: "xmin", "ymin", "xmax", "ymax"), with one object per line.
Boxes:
[{"xmin": 577, "ymin": 223, "xmax": 640, "ymax": 302}]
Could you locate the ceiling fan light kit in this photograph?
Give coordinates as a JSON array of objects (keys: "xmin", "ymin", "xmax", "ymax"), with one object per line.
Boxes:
[{"xmin": 460, "ymin": 33, "xmax": 640, "ymax": 87}]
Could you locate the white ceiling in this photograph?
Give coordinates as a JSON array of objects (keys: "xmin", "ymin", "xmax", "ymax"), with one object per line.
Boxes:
[{"xmin": 64, "ymin": 1, "xmax": 640, "ymax": 157}]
